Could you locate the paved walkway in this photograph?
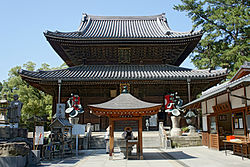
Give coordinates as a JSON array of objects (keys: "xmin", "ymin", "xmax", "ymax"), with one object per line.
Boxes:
[{"xmin": 40, "ymin": 146, "xmax": 250, "ymax": 167}]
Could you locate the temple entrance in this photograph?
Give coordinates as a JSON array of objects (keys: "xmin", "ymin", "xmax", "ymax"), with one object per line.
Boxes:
[
  {"xmin": 208, "ymin": 115, "xmax": 218, "ymax": 149},
  {"xmin": 218, "ymin": 112, "xmax": 232, "ymax": 149}
]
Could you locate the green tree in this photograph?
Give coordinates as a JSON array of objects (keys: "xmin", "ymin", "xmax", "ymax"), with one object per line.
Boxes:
[
  {"xmin": 1, "ymin": 61, "xmax": 67, "ymax": 131},
  {"xmin": 174, "ymin": 0, "xmax": 250, "ymax": 78},
  {"xmin": 0, "ymin": 82, "xmax": 2, "ymax": 93}
]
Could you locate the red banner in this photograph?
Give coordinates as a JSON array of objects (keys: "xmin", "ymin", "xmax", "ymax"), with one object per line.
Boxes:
[
  {"xmin": 164, "ymin": 95, "xmax": 174, "ymax": 110},
  {"xmin": 73, "ymin": 95, "xmax": 80, "ymax": 111}
]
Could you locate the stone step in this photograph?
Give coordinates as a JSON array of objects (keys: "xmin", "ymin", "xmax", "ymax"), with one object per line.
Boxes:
[
  {"xmin": 89, "ymin": 131, "xmax": 161, "ymax": 149},
  {"xmin": 143, "ymin": 135, "xmax": 161, "ymax": 148},
  {"xmin": 89, "ymin": 136, "xmax": 106, "ymax": 149}
]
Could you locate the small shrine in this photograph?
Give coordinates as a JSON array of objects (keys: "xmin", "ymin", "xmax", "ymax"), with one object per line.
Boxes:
[
  {"xmin": 88, "ymin": 87, "xmax": 161, "ymax": 159},
  {"xmin": 49, "ymin": 118, "xmax": 73, "ymax": 158}
]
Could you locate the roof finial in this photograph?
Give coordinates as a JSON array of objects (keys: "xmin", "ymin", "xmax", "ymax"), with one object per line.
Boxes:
[
  {"xmin": 162, "ymin": 13, "xmax": 167, "ymax": 22},
  {"xmin": 82, "ymin": 13, "xmax": 88, "ymax": 22}
]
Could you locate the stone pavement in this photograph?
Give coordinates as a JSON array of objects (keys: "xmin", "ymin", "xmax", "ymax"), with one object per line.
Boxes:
[{"xmin": 39, "ymin": 146, "xmax": 250, "ymax": 167}]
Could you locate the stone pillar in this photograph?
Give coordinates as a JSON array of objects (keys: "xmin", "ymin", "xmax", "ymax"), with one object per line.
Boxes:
[{"xmin": 170, "ymin": 116, "xmax": 182, "ymax": 137}]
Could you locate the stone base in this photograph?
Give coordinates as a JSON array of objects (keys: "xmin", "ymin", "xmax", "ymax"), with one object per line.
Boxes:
[
  {"xmin": 27, "ymin": 150, "xmax": 40, "ymax": 165},
  {"xmin": 169, "ymin": 136, "xmax": 202, "ymax": 148},
  {"xmin": 0, "ymin": 127, "xmax": 27, "ymax": 139},
  {"xmin": 170, "ymin": 128, "xmax": 182, "ymax": 137},
  {"xmin": 0, "ymin": 142, "xmax": 30, "ymax": 157},
  {"xmin": 187, "ymin": 125, "xmax": 199, "ymax": 136},
  {"xmin": 31, "ymin": 150, "xmax": 40, "ymax": 164},
  {"xmin": 116, "ymin": 139, "xmax": 133, "ymax": 159},
  {"xmin": 0, "ymin": 155, "xmax": 27, "ymax": 167}
]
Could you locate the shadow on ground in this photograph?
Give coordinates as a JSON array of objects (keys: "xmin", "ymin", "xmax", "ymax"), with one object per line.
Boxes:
[
  {"xmin": 39, "ymin": 156, "xmax": 83, "ymax": 166},
  {"xmin": 143, "ymin": 151, "xmax": 197, "ymax": 160},
  {"xmin": 39, "ymin": 153, "xmax": 86, "ymax": 166}
]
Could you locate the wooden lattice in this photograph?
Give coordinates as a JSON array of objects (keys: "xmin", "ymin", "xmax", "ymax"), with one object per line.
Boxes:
[{"xmin": 212, "ymin": 102, "xmax": 231, "ymax": 113}]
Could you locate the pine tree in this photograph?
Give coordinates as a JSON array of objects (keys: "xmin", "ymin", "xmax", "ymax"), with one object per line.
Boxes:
[{"xmin": 174, "ymin": 0, "xmax": 250, "ymax": 78}]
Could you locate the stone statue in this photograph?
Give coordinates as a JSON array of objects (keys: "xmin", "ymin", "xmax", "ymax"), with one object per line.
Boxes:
[
  {"xmin": 7, "ymin": 94, "xmax": 23, "ymax": 128},
  {"xmin": 146, "ymin": 119, "xmax": 149, "ymax": 131}
]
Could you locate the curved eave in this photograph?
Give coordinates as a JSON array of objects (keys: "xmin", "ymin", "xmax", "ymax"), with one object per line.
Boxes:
[
  {"xmin": 89, "ymin": 105, "xmax": 161, "ymax": 117},
  {"xmin": 44, "ymin": 31, "xmax": 203, "ymax": 42},
  {"xmin": 19, "ymin": 65, "xmax": 228, "ymax": 83},
  {"xmin": 20, "ymin": 75, "xmax": 227, "ymax": 83}
]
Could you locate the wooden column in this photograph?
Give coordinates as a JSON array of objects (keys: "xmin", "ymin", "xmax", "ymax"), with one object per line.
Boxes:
[
  {"xmin": 187, "ymin": 78, "xmax": 191, "ymax": 102},
  {"xmin": 109, "ymin": 118, "xmax": 114, "ymax": 158},
  {"xmin": 138, "ymin": 117, "xmax": 143, "ymax": 160},
  {"xmin": 243, "ymin": 85, "xmax": 247, "ymax": 137}
]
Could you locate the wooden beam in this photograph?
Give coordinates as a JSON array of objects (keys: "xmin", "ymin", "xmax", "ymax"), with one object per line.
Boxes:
[
  {"xmin": 138, "ymin": 117, "xmax": 143, "ymax": 160},
  {"xmin": 109, "ymin": 117, "xmax": 140, "ymax": 121}
]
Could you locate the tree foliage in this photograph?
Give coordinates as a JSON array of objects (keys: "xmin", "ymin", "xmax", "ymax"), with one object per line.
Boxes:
[
  {"xmin": 174, "ymin": 0, "xmax": 249, "ymax": 78},
  {"xmin": 0, "ymin": 62, "xmax": 67, "ymax": 131}
]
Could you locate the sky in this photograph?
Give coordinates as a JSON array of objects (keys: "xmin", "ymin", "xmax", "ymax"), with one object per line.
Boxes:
[{"xmin": 0, "ymin": 0, "xmax": 197, "ymax": 82}]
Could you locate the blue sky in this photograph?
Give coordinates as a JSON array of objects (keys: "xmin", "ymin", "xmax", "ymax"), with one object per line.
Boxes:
[{"xmin": 0, "ymin": 0, "xmax": 197, "ymax": 82}]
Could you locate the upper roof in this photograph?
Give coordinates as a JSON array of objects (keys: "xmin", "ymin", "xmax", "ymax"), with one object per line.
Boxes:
[
  {"xmin": 44, "ymin": 13, "xmax": 202, "ymax": 40},
  {"xmin": 19, "ymin": 64, "xmax": 227, "ymax": 82}
]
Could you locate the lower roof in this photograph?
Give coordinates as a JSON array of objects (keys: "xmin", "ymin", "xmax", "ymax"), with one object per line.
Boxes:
[
  {"xmin": 182, "ymin": 74, "xmax": 250, "ymax": 109},
  {"xmin": 19, "ymin": 64, "xmax": 227, "ymax": 82}
]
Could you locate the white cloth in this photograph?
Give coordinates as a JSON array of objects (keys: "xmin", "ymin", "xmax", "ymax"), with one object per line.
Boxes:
[
  {"xmin": 104, "ymin": 127, "xmax": 110, "ymax": 140},
  {"xmin": 105, "ymin": 140, "xmax": 109, "ymax": 153}
]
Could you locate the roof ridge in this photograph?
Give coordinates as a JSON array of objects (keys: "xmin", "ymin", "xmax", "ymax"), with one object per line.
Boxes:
[
  {"xmin": 20, "ymin": 64, "xmax": 193, "ymax": 75},
  {"xmin": 84, "ymin": 13, "xmax": 166, "ymax": 20}
]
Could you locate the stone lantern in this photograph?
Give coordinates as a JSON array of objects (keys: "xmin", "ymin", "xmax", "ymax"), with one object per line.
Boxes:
[{"xmin": 184, "ymin": 110, "xmax": 198, "ymax": 136}]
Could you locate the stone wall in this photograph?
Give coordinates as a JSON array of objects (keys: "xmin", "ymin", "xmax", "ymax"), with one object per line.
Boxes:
[{"xmin": 169, "ymin": 136, "xmax": 202, "ymax": 148}]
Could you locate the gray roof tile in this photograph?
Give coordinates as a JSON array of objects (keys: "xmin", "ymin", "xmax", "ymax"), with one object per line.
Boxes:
[
  {"xmin": 89, "ymin": 93, "xmax": 161, "ymax": 110},
  {"xmin": 182, "ymin": 74, "xmax": 250, "ymax": 108},
  {"xmin": 44, "ymin": 13, "xmax": 202, "ymax": 39},
  {"xmin": 20, "ymin": 64, "xmax": 227, "ymax": 81}
]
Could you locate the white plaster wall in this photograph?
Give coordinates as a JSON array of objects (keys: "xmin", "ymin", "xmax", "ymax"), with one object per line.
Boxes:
[
  {"xmin": 202, "ymin": 116, "xmax": 208, "ymax": 131},
  {"xmin": 230, "ymin": 88, "xmax": 245, "ymax": 109},
  {"xmin": 217, "ymin": 94, "xmax": 228, "ymax": 104},
  {"xmin": 247, "ymin": 86, "xmax": 250, "ymax": 106},
  {"xmin": 202, "ymin": 101, "xmax": 206, "ymax": 115},
  {"xmin": 207, "ymin": 98, "xmax": 215, "ymax": 113}
]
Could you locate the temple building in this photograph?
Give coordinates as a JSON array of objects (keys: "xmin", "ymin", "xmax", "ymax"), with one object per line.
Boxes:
[
  {"xmin": 20, "ymin": 13, "xmax": 227, "ymax": 130},
  {"xmin": 182, "ymin": 62, "xmax": 250, "ymax": 155}
]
